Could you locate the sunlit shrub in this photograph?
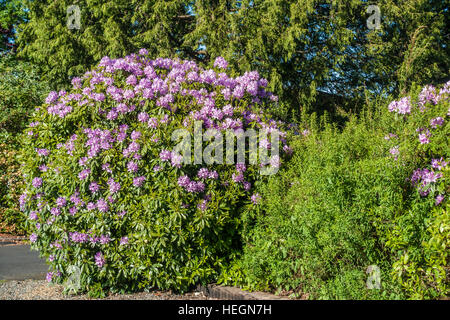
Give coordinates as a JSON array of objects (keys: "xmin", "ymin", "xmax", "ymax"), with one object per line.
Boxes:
[
  {"xmin": 226, "ymin": 82, "xmax": 449, "ymax": 299},
  {"xmin": 19, "ymin": 51, "xmax": 291, "ymax": 294},
  {"xmin": 0, "ymin": 54, "xmax": 50, "ymax": 235},
  {"xmin": 0, "ymin": 144, "xmax": 27, "ymax": 234}
]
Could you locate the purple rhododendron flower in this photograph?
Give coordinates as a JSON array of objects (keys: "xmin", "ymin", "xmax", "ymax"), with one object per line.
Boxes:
[
  {"xmin": 70, "ymin": 192, "xmax": 81, "ymax": 205},
  {"xmin": 410, "ymin": 167, "xmax": 444, "ymax": 198},
  {"xmin": 232, "ymin": 173, "xmax": 244, "ymax": 183},
  {"xmin": 69, "ymin": 206, "xmax": 78, "ymax": 215},
  {"xmin": 70, "ymin": 232, "xmax": 89, "ymax": 243},
  {"xmin": 133, "ymin": 176, "xmax": 146, "ymax": 187},
  {"xmin": 120, "ymin": 237, "xmax": 129, "ymax": 245},
  {"xmin": 30, "ymin": 233, "xmax": 38, "ymax": 243},
  {"xmin": 435, "ymin": 194, "xmax": 444, "ymax": 206},
  {"xmin": 56, "ymin": 197, "xmax": 66, "ymax": 207},
  {"xmin": 431, "ymin": 158, "xmax": 448, "ymax": 170},
  {"xmin": 108, "ymin": 178, "xmax": 121, "ymax": 193},
  {"xmin": 236, "ymin": 163, "xmax": 246, "ymax": 173},
  {"xmin": 418, "ymin": 133, "xmax": 430, "ymax": 144},
  {"xmin": 45, "ymin": 91, "xmax": 58, "ymax": 104},
  {"xmin": 388, "ymin": 97, "xmax": 411, "ymax": 115},
  {"xmin": 78, "ymin": 169, "xmax": 91, "ymax": 180},
  {"xmin": 198, "ymin": 168, "xmax": 209, "ymax": 179},
  {"xmin": 138, "ymin": 48, "xmax": 148, "ymax": 56},
  {"xmin": 127, "ymin": 161, "xmax": 139, "ymax": 173},
  {"xmin": 138, "ymin": 112, "xmax": 149, "ymax": 123},
  {"xmin": 208, "ymin": 171, "xmax": 219, "ymax": 179},
  {"xmin": 418, "ymin": 85, "xmax": 438, "ymax": 110},
  {"xmin": 46, "ymin": 272, "xmax": 53, "ymax": 282},
  {"xmin": 213, "ymin": 56, "xmax": 228, "ymax": 69},
  {"xmin": 197, "ymin": 200, "xmax": 208, "ymax": 211},
  {"xmin": 79, "ymin": 157, "xmax": 88, "ymax": 166},
  {"xmin": 251, "ymin": 193, "xmax": 261, "ymax": 205},
  {"xmin": 430, "ymin": 117, "xmax": 444, "ymax": 129},
  {"xmin": 50, "ymin": 207, "xmax": 61, "ymax": 216},
  {"xmin": 100, "ymin": 235, "xmax": 111, "ymax": 244},
  {"xmin": 94, "ymin": 252, "xmax": 106, "ymax": 268},
  {"xmin": 389, "ymin": 146, "xmax": 399, "ymax": 156},
  {"xmin": 131, "ymin": 130, "xmax": 141, "ymax": 140},
  {"xmin": 148, "ymin": 117, "xmax": 158, "ymax": 129},
  {"xmin": 159, "ymin": 150, "xmax": 172, "ymax": 161},
  {"xmin": 269, "ymin": 155, "xmax": 281, "ymax": 168},
  {"xmin": 96, "ymin": 198, "xmax": 109, "ymax": 212},
  {"xmin": 178, "ymin": 175, "xmax": 190, "ymax": 187},
  {"xmin": 171, "ymin": 153, "xmax": 182, "ymax": 168},
  {"xmin": 102, "ymin": 163, "xmax": 112, "ymax": 173},
  {"xmin": 32, "ymin": 177, "xmax": 43, "ymax": 188},
  {"xmin": 89, "ymin": 181, "xmax": 100, "ymax": 193}
]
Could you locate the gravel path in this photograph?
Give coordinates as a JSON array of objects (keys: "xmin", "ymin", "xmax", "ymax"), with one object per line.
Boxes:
[
  {"xmin": 0, "ymin": 279, "xmax": 213, "ymax": 300},
  {"xmin": 0, "ymin": 240, "xmax": 214, "ymax": 300}
]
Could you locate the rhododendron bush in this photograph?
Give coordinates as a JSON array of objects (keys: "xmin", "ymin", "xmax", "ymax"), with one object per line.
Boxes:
[{"xmin": 19, "ymin": 51, "xmax": 291, "ymax": 294}]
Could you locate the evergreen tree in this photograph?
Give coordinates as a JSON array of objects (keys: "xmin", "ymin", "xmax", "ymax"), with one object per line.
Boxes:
[
  {"xmin": 0, "ymin": 0, "xmax": 27, "ymax": 52},
  {"xmin": 17, "ymin": 1, "xmax": 449, "ymax": 119}
]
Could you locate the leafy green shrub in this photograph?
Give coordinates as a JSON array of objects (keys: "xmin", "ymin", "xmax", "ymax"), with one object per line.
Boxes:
[
  {"xmin": 19, "ymin": 52, "xmax": 291, "ymax": 295},
  {"xmin": 383, "ymin": 84, "xmax": 449, "ymax": 299},
  {"xmin": 225, "ymin": 82, "xmax": 449, "ymax": 299},
  {"xmin": 0, "ymin": 53, "xmax": 50, "ymax": 235},
  {"xmin": 0, "ymin": 143, "xmax": 27, "ymax": 234},
  {"xmin": 0, "ymin": 54, "xmax": 50, "ymax": 142}
]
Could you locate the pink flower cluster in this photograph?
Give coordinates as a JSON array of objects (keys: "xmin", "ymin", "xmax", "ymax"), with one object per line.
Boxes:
[
  {"xmin": 177, "ymin": 175, "xmax": 205, "ymax": 193},
  {"xmin": 410, "ymin": 166, "xmax": 444, "ymax": 197},
  {"xmin": 387, "ymin": 83, "xmax": 448, "ymax": 206},
  {"xmin": 388, "ymin": 97, "xmax": 411, "ymax": 115},
  {"xmin": 409, "ymin": 158, "xmax": 447, "ymax": 205},
  {"xmin": 388, "ymin": 81, "xmax": 450, "ymax": 115}
]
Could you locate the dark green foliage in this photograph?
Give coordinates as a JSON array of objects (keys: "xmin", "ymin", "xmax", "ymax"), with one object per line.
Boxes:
[
  {"xmin": 0, "ymin": 54, "xmax": 51, "ymax": 141},
  {"xmin": 17, "ymin": 1, "xmax": 449, "ymax": 119},
  {"xmin": 0, "ymin": 0, "xmax": 27, "ymax": 52},
  {"xmin": 0, "ymin": 53, "xmax": 50, "ymax": 235},
  {"xmin": 17, "ymin": 0, "xmax": 200, "ymax": 89},
  {"xmin": 0, "ymin": 143, "xmax": 27, "ymax": 235}
]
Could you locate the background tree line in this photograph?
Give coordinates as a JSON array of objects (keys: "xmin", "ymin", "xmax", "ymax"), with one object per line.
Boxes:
[{"xmin": 1, "ymin": 0, "xmax": 448, "ymax": 123}]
